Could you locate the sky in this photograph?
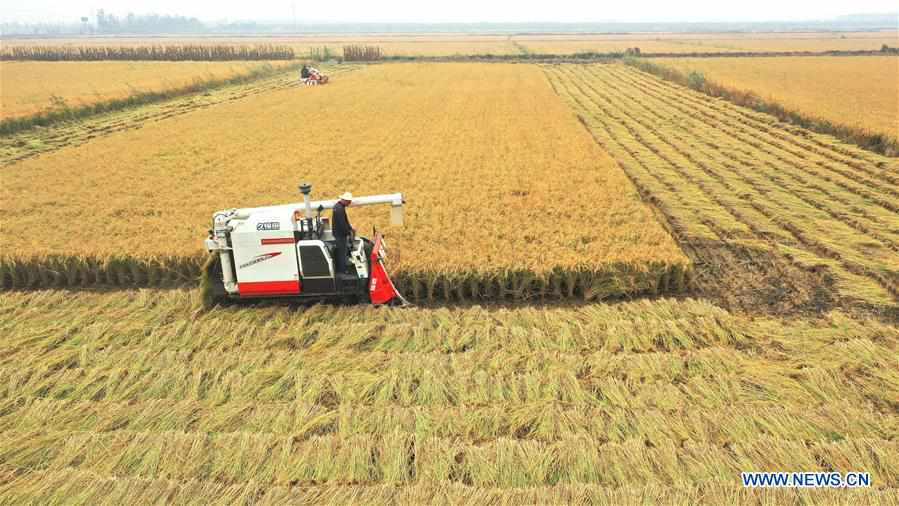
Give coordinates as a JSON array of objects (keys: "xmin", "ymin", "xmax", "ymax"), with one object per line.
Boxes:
[{"xmin": 1, "ymin": 0, "xmax": 896, "ymax": 24}]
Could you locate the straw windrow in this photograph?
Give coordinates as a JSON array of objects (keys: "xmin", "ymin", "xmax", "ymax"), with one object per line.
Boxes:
[{"xmin": 0, "ymin": 290, "xmax": 896, "ymax": 503}]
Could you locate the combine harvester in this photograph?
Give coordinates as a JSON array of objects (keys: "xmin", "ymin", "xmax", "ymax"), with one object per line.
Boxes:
[
  {"xmin": 203, "ymin": 183, "xmax": 407, "ymax": 306},
  {"xmin": 299, "ymin": 65, "xmax": 329, "ymax": 86}
]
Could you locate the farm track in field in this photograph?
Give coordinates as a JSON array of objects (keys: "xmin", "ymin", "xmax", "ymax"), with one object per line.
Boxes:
[
  {"xmin": 0, "ymin": 290, "xmax": 897, "ymax": 502},
  {"xmin": 546, "ymin": 64, "xmax": 899, "ymax": 317},
  {"xmin": 0, "ymin": 67, "xmax": 355, "ymax": 167}
]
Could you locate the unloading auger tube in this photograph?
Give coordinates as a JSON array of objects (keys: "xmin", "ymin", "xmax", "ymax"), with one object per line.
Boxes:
[{"xmin": 204, "ymin": 183, "xmax": 407, "ymax": 305}]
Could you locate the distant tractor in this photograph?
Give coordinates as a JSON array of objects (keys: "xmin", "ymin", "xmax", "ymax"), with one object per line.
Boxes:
[{"xmin": 300, "ymin": 65, "xmax": 329, "ymax": 86}]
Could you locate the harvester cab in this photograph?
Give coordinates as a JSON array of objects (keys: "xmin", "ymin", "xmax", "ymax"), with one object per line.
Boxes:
[{"xmin": 203, "ymin": 183, "xmax": 407, "ymax": 306}]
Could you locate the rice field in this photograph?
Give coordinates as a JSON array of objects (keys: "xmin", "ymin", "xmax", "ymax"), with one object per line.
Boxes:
[
  {"xmin": 0, "ymin": 60, "xmax": 294, "ymax": 120},
  {"xmin": 338, "ymin": 31, "xmax": 899, "ymax": 56},
  {"xmin": 0, "ymin": 35, "xmax": 521, "ymax": 58},
  {"xmin": 0, "ymin": 289, "xmax": 896, "ymax": 504},
  {"xmin": 1, "ymin": 36, "xmax": 899, "ymax": 504},
  {"xmin": 5, "ymin": 31, "xmax": 895, "ymax": 58},
  {"xmin": 545, "ymin": 63, "xmax": 899, "ymax": 314},
  {"xmin": 699, "ymin": 34, "xmax": 899, "ymax": 52},
  {"xmin": 0, "ymin": 65, "xmax": 355, "ymax": 165},
  {"xmin": 514, "ymin": 37, "xmax": 734, "ymax": 55},
  {"xmin": 652, "ymin": 56, "xmax": 899, "ymax": 144},
  {"xmin": 501, "ymin": 32, "xmax": 899, "ymax": 55},
  {"xmin": 345, "ymin": 38, "xmax": 517, "ymax": 57},
  {"xmin": 0, "ymin": 63, "xmax": 688, "ymax": 302}
]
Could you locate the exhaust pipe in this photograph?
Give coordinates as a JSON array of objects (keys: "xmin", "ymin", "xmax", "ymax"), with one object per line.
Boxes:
[{"xmin": 299, "ymin": 182, "xmax": 313, "ymax": 219}]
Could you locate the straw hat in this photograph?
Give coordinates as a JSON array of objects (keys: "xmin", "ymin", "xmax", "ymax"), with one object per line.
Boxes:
[{"xmin": 339, "ymin": 192, "xmax": 353, "ymax": 201}]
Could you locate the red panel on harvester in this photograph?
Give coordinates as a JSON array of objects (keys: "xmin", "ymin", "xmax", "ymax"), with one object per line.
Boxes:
[
  {"xmin": 261, "ymin": 238, "xmax": 296, "ymax": 245},
  {"xmin": 368, "ymin": 234, "xmax": 400, "ymax": 305},
  {"xmin": 238, "ymin": 280, "xmax": 301, "ymax": 296}
]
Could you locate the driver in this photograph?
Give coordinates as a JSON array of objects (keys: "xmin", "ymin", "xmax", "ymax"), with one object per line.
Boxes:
[{"xmin": 332, "ymin": 192, "xmax": 354, "ymax": 274}]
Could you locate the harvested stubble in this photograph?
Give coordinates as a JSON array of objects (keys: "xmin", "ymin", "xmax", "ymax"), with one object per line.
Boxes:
[
  {"xmin": 545, "ymin": 63, "xmax": 899, "ymax": 313},
  {"xmin": 0, "ymin": 289, "xmax": 897, "ymax": 503},
  {"xmin": 1, "ymin": 63, "xmax": 688, "ymax": 302}
]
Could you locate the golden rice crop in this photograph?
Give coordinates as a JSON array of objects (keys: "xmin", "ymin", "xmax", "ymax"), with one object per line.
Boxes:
[
  {"xmin": 653, "ymin": 56, "xmax": 899, "ymax": 143},
  {"xmin": 0, "ymin": 289, "xmax": 896, "ymax": 503},
  {"xmin": 0, "ymin": 63, "xmax": 688, "ymax": 301},
  {"xmin": 0, "ymin": 60, "xmax": 295, "ymax": 120}
]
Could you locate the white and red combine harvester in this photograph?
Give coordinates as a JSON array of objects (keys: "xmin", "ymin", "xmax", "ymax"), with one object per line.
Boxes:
[
  {"xmin": 300, "ymin": 66, "xmax": 329, "ymax": 86},
  {"xmin": 204, "ymin": 183, "xmax": 407, "ymax": 305}
]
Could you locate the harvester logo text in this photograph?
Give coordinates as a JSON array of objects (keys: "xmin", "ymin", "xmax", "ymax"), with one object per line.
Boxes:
[
  {"xmin": 256, "ymin": 221, "xmax": 281, "ymax": 231},
  {"xmin": 256, "ymin": 221, "xmax": 280, "ymax": 231},
  {"xmin": 239, "ymin": 252, "xmax": 281, "ymax": 269}
]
